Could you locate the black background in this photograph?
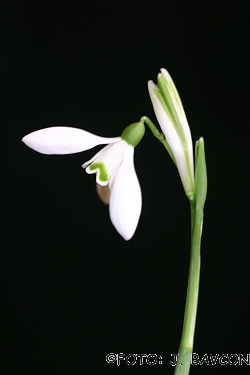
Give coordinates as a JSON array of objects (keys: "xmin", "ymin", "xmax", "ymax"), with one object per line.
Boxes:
[{"xmin": 2, "ymin": 1, "xmax": 249, "ymax": 374}]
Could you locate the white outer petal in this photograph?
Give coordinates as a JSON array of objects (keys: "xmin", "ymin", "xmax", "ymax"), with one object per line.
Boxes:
[
  {"xmin": 22, "ymin": 127, "xmax": 120, "ymax": 154},
  {"xmin": 109, "ymin": 145, "xmax": 141, "ymax": 241}
]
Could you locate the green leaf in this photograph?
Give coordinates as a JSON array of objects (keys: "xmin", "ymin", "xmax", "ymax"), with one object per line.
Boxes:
[{"xmin": 194, "ymin": 138, "xmax": 207, "ymax": 210}]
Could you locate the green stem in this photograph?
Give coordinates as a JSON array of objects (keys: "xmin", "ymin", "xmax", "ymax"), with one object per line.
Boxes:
[
  {"xmin": 140, "ymin": 116, "xmax": 176, "ymax": 163},
  {"xmin": 174, "ymin": 202, "xmax": 203, "ymax": 375},
  {"xmin": 189, "ymin": 196, "xmax": 196, "ymax": 230}
]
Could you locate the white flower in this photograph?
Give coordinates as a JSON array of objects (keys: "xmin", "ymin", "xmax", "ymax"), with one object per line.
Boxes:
[
  {"xmin": 148, "ymin": 68, "xmax": 195, "ymax": 198},
  {"xmin": 22, "ymin": 124, "xmax": 145, "ymax": 240}
]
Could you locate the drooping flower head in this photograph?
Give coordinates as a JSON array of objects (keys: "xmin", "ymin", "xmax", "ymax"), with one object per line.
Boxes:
[{"xmin": 22, "ymin": 123, "xmax": 145, "ymax": 240}]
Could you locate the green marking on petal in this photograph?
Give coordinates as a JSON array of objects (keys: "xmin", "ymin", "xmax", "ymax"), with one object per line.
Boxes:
[{"xmin": 89, "ymin": 162, "xmax": 108, "ymax": 182}]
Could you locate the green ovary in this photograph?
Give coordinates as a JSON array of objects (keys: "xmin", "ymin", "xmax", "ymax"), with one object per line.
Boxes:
[{"xmin": 89, "ymin": 163, "xmax": 108, "ymax": 182}]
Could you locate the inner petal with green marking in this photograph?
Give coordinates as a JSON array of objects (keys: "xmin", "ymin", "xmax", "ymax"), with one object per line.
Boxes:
[
  {"xmin": 89, "ymin": 162, "xmax": 108, "ymax": 183},
  {"xmin": 83, "ymin": 139, "xmax": 128, "ymax": 186}
]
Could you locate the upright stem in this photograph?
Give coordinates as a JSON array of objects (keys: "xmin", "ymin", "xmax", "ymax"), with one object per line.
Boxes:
[
  {"xmin": 174, "ymin": 202, "xmax": 203, "ymax": 375},
  {"xmin": 140, "ymin": 116, "xmax": 206, "ymax": 375}
]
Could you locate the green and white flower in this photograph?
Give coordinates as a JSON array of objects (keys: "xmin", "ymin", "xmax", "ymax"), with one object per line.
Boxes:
[
  {"xmin": 148, "ymin": 68, "xmax": 195, "ymax": 198},
  {"xmin": 22, "ymin": 123, "xmax": 145, "ymax": 240}
]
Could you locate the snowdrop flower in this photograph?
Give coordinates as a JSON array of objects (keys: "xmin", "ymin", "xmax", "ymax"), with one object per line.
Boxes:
[
  {"xmin": 148, "ymin": 68, "xmax": 195, "ymax": 198},
  {"xmin": 22, "ymin": 123, "xmax": 145, "ymax": 240}
]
